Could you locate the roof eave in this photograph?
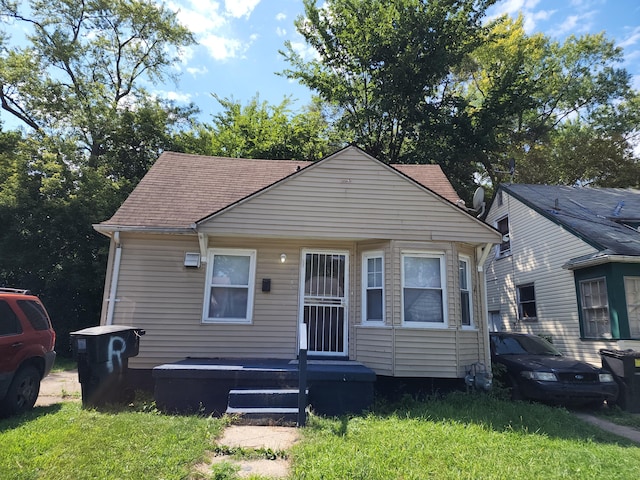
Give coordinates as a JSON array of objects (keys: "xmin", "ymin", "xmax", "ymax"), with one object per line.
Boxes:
[
  {"xmin": 93, "ymin": 224, "xmax": 196, "ymax": 237},
  {"xmin": 562, "ymin": 254, "xmax": 640, "ymax": 270}
]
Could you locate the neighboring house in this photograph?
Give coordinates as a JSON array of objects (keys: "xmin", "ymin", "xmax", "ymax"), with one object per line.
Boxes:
[
  {"xmin": 93, "ymin": 146, "xmax": 501, "ymax": 389},
  {"xmin": 485, "ymin": 184, "xmax": 640, "ymax": 365}
]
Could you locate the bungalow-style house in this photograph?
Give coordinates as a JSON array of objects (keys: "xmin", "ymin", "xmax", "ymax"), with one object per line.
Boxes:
[
  {"xmin": 93, "ymin": 146, "xmax": 501, "ymax": 415},
  {"xmin": 485, "ymin": 184, "xmax": 640, "ymax": 366}
]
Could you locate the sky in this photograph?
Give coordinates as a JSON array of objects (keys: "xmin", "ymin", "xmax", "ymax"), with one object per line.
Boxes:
[
  {"xmin": 1, "ymin": 0, "xmax": 638, "ymax": 128},
  {"xmin": 155, "ymin": 0, "xmax": 640, "ymax": 123}
]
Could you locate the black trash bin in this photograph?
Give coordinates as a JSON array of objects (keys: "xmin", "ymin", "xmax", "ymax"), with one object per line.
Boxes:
[
  {"xmin": 70, "ymin": 325, "xmax": 145, "ymax": 407},
  {"xmin": 600, "ymin": 349, "xmax": 640, "ymax": 413}
]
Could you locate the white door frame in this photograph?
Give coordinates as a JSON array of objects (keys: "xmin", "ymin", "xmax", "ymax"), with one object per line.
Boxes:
[{"xmin": 298, "ymin": 249, "xmax": 349, "ymax": 357}]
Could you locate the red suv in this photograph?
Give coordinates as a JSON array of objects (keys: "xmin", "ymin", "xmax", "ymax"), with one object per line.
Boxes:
[{"xmin": 0, "ymin": 288, "xmax": 56, "ymax": 416}]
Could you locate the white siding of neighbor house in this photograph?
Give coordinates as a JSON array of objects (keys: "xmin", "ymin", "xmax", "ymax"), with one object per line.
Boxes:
[
  {"xmin": 197, "ymin": 149, "xmax": 499, "ymax": 244},
  {"xmin": 485, "ymin": 191, "xmax": 619, "ymax": 365}
]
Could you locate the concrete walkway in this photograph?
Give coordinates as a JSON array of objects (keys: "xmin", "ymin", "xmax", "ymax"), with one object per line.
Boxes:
[
  {"xmin": 202, "ymin": 425, "xmax": 300, "ymax": 478},
  {"xmin": 574, "ymin": 412, "xmax": 640, "ymax": 444}
]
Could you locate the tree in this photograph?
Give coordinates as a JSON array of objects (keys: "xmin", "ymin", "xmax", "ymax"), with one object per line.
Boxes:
[
  {"xmin": 179, "ymin": 94, "xmax": 342, "ymax": 161},
  {"xmin": 457, "ymin": 15, "xmax": 639, "ymax": 187},
  {"xmin": 281, "ymin": 0, "xmax": 495, "ymax": 165},
  {"xmin": 0, "ymin": 0, "xmax": 195, "ymax": 164}
]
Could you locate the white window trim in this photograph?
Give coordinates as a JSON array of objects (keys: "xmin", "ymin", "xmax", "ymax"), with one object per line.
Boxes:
[
  {"xmin": 459, "ymin": 255, "xmax": 475, "ymax": 329},
  {"xmin": 495, "ymin": 215, "xmax": 511, "ymax": 259},
  {"xmin": 362, "ymin": 250, "xmax": 385, "ymax": 325},
  {"xmin": 202, "ymin": 248, "xmax": 257, "ymax": 324},
  {"xmin": 401, "ymin": 251, "xmax": 448, "ymax": 329}
]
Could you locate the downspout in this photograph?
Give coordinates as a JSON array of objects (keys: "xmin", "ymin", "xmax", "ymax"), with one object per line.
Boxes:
[
  {"xmin": 105, "ymin": 231, "xmax": 122, "ymax": 326},
  {"xmin": 476, "ymin": 243, "xmax": 493, "ymax": 368}
]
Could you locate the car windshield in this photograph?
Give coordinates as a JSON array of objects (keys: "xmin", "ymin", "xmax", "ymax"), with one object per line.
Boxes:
[{"xmin": 492, "ymin": 335, "xmax": 562, "ymax": 356}]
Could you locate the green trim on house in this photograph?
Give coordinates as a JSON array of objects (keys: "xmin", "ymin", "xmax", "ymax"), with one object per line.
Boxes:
[{"xmin": 573, "ymin": 262, "xmax": 640, "ymax": 340}]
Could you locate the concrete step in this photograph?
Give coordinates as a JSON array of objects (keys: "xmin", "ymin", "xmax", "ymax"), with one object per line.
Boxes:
[{"xmin": 226, "ymin": 388, "xmax": 308, "ymax": 426}]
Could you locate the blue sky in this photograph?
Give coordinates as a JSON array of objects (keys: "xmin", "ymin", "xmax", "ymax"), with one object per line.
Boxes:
[{"xmin": 156, "ymin": 0, "xmax": 639, "ymax": 123}]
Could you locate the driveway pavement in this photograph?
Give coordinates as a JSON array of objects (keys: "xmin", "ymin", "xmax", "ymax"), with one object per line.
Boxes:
[{"xmin": 36, "ymin": 369, "xmax": 81, "ymax": 406}]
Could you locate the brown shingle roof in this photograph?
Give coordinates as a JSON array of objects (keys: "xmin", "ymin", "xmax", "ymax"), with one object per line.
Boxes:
[{"xmin": 99, "ymin": 151, "xmax": 461, "ymax": 229}]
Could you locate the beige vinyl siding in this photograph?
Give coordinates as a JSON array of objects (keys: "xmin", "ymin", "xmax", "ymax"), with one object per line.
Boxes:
[
  {"xmin": 485, "ymin": 192, "xmax": 618, "ymax": 365},
  {"xmin": 354, "ymin": 326, "xmax": 394, "ymax": 375},
  {"xmin": 394, "ymin": 329, "xmax": 458, "ymax": 377},
  {"xmin": 199, "ymin": 149, "xmax": 499, "ymax": 244},
  {"xmin": 112, "ymin": 234, "xmax": 317, "ymax": 369}
]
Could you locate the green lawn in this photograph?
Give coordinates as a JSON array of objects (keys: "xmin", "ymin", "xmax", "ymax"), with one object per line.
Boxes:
[{"xmin": 1, "ymin": 393, "xmax": 639, "ymax": 480}]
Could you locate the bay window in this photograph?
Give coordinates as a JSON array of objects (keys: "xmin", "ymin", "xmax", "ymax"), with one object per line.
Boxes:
[{"xmin": 402, "ymin": 252, "xmax": 447, "ymax": 326}]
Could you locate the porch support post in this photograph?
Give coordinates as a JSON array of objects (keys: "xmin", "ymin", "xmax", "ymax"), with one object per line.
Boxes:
[{"xmin": 298, "ymin": 322, "xmax": 308, "ymax": 427}]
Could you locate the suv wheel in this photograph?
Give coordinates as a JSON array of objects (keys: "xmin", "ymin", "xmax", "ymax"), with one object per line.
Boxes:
[{"xmin": 1, "ymin": 366, "xmax": 41, "ymax": 416}]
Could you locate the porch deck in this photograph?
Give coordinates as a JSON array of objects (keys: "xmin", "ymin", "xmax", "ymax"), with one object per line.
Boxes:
[{"xmin": 152, "ymin": 358, "xmax": 376, "ymax": 417}]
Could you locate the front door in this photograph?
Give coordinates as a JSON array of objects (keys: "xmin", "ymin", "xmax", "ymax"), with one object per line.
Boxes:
[{"xmin": 299, "ymin": 250, "xmax": 349, "ymax": 357}]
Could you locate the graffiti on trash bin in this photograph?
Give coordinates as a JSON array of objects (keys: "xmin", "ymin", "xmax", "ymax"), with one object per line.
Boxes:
[{"xmin": 107, "ymin": 335, "xmax": 126, "ymax": 373}]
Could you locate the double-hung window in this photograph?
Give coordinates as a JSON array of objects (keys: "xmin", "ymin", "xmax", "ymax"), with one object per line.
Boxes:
[
  {"xmin": 625, "ymin": 277, "xmax": 640, "ymax": 338},
  {"xmin": 203, "ymin": 249, "xmax": 256, "ymax": 323},
  {"xmin": 362, "ymin": 251, "xmax": 384, "ymax": 323},
  {"xmin": 579, "ymin": 277, "xmax": 610, "ymax": 338},
  {"xmin": 517, "ymin": 284, "xmax": 537, "ymax": 321},
  {"xmin": 496, "ymin": 216, "xmax": 510, "ymax": 256},
  {"xmin": 459, "ymin": 256, "xmax": 473, "ymax": 327},
  {"xmin": 402, "ymin": 252, "xmax": 447, "ymax": 327}
]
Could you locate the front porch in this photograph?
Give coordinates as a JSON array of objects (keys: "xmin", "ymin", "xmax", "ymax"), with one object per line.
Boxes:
[{"xmin": 152, "ymin": 358, "xmax": 376, "ymax": 418}]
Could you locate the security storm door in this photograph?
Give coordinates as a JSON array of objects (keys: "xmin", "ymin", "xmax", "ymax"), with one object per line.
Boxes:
[{"xmin": 300, "ymin": 251, "xmax": 349, "ymax": 356}]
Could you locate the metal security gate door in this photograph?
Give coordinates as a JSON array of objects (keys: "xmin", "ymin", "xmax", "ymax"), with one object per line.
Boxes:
[{"xmin": 300, "ymin": 251, "xmax": 348, "ymax": 356}]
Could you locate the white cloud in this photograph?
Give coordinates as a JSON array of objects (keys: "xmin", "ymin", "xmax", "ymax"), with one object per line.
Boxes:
[
  {"xmin": 618, "ymin": 26, "xmax": 640, "ymax": 49},
  {"xmin": 200, "ymin": 34, "xmax": 244, "ymax": 61},
  {"xmin": 167, "ymin": 0, "xmax": 226, "ymax": 34},
  {"xmin": 555, "ymin": 11, "xmax": 595, "ymax": 35},
  {"xmin": 276, "ymin": 12, "xmax": 286, "ymax": 21},
  {"xmin": 187, "ymin": 66, "xmax": 209, "ymax": 76},
  {"xmin": 224, "ymin": 0, "xmax": 261, "ymax": 18},
  {"xmin": 488, "ymin": 0, "xmax": 554, "ymax": 32},
  {"xmin": 276, "ymin": 26, "xmax": 286, "ymax": 37},
  {"xmin": 164, "ymin": 91, "xmax": 192, "ymax": 103}
]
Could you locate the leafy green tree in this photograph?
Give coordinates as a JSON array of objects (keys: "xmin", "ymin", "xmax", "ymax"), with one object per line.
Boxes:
[
  {"xmin": 281, "ymin": 0, "xmax": 495, "ymax": 165},
  {"xmin": 457, "ymin": 15, "xmax": 638, "ymax": 187},
  {"xmin": 179, "ymin": 94, "xmax": 342, "ymax": 161},
  {"xmin": 0, "ymin": 0, "xmax": 195, "ymax": 164}
]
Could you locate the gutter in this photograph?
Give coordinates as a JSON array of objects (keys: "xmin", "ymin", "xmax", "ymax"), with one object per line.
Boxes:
[
  {"xmin": 93, "ymin": 224, "xmax": 195, "ymax": 236},
  {"xmin": 563, "ymin": 254, "xmax": 640, "ymax": 270},
  {"xmin": 105, "ymin": 231, "xmax": 122, "ymax": 326}
]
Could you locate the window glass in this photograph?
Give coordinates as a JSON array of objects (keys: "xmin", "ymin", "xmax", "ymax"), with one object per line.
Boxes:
[
  {"xmin": 17, "ymin": 300, "xmax": 50, "ymax": 331},
  {"xmin": 363, "ymin": 252, "xmax": 384, "ymax": 323},
  {"xmin": 624, "ymin": 277, "xmax": 640, "ymax": 337},
  {"xmin": 497, "ymin": 217, "xmax": 510, "ymax": 254},
  {"xmin": 517, "ymin": 284, "xmax": 537, "ymax": 320},
  {"xmin": 459, "ymin": 257, "xmax": 472, "ymax": 326},
  {"xmin": 580, "ymin": 278, "xmax": 610, "ymax": 338},
  {"xmin": 402, "ymin": 254, "xmax": 445, "ymax": 324},
  {"xmin": 205, "ymin": 250, "xmax": 255, "ymax": 322},
  {"xmin": 0, "ymin": 300, "xmax": 21, "ymax": 336}
]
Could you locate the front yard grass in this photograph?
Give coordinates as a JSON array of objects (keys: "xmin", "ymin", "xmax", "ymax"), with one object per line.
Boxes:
[{"xmin": 1, "ymin": 392, "xmax": 639, "ymax": 479}]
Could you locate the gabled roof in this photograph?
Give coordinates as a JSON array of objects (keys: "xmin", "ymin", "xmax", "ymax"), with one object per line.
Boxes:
[
  {"xmin": 499, "ymin": 184, "xmax": 640, "ymax": 260},
  {"xmin": 97, "ymin": 148, "xmax": 463, "ymax": 231}
]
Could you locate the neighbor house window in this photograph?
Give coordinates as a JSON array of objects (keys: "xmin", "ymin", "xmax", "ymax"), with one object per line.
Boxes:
[
  {"xmin": 496, "ymin": 216, "xmax": 510, "ymax": 256},
  {"xmin": 579, "ymin": 277, "xmax": 610, "ymax": 338},
  {"xmin": 624, "ymin": 277, "xmax": 640, "ymax": 338},
  {"xmin": 362, "ymin": 251, "xmax": 384, "ymax": 323},
  {"xmin": 459, "ymin": 256, "xmax": 473, "ymax": 327},
  {"xmin": 402, "ymin": 252, "xmax": 447, "ymax": 326},
  {"xmin": 203, "ymin": 249, "xmax": 256, "ymax": 323},
  {"xmin": 517, "ymin": 284, "xmax": 537, "ymax": 320}
]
